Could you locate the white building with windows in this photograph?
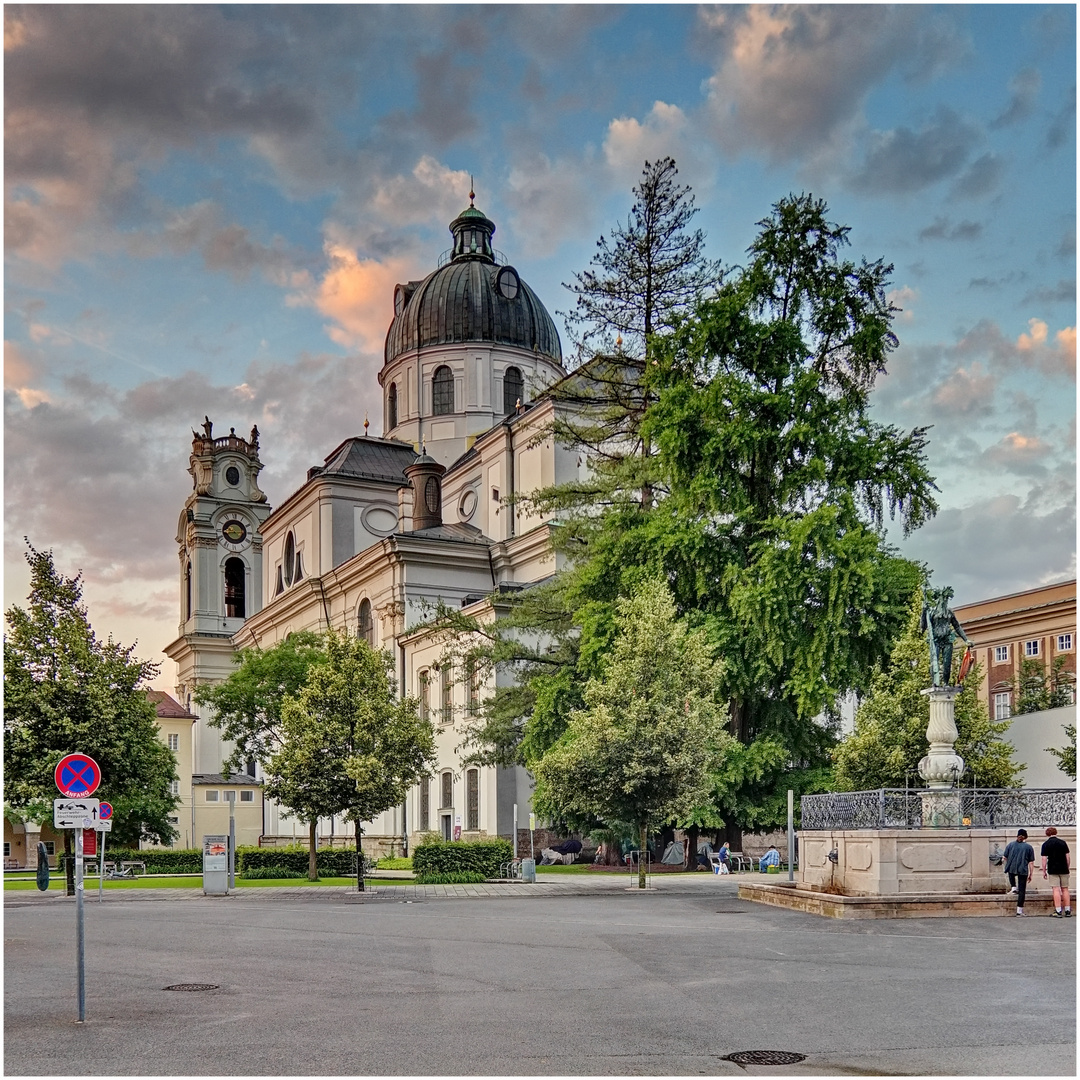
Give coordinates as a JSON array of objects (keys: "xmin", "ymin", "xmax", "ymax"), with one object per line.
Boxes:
[{"xmin": 164, "ymin": 196, "xmax": 580, "ymax": 855}]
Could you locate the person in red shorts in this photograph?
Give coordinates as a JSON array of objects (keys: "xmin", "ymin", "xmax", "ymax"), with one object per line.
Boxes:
[{"xmin": 1040, "ymin": 827, "xmax": 1071, "ymax": 918}]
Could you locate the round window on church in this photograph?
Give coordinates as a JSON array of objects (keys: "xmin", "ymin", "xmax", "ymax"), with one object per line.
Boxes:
[
  {"xmin": 225, "ymin": 466, "xmax": 241, "ymax": 486},
  {"xmin": 425, "ymin": 477, "xmax": 441, "ymax": 515}
]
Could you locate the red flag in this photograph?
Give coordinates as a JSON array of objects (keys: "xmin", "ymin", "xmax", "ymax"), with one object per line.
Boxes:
[{"xmin": 957, "ymin": 646, "xmax": 974, "ymax": 684}]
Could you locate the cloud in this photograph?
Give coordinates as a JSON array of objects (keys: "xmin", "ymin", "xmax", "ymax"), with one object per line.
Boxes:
[
  {"xmin": 991, "ymin": 67, "xmax": 1041, "ymax": 128},
  {"xmin": 982, "ymin": 431, "xmax": 1053, "ymax": 476},
  {"xmin": 502, "ymin": 153, "xmax": 602, "ymax": 260},
  {"xmin": 1046, "ymin": 84, "xmax": 1076, "ymax": 149},
  {"xmin": 3, "ymin": 339, "xmax": 51, "ymax": 408},
  {"xmin": 286, "ymin": 243, "xmax": 414, "ymax": 352},
  {"xmin": 849, "ymin": 108, "xmax": 980, "ymax": 195},
  {"xmin": 1016, "ymin": 319, "xmax": 1076, "ymax": 378},
  {"xmin": 896, "ymin": 489, "xmax": 1075, "ymax": 604},
  {"xmin": 1055, "ymin": 227, "xmax": 1076, "ymax": 259},
  {"xmin": 698, "ymin": 6, "xmax": 968, "ymax": 163},
  {"xmin": 950, "ymin": 152, "xmax": 1004, "ymax": 200},
  {"xmin": 930, "ymin": 363, "xmax": 997, "ymax": 417},
  {"xmin": 371, "ymin": 157, "xmax": 473, "ymax": 229},
  {"xmin": 887, "ymin": 286, "xmax": 919, "ymax": 323},
  {"xmin": 1021, "ymin": 279, "xmax": 1076, "ymax": 306},
  {"xmin": 918, "ymin": 217, "xmax": 983, "ymax": 242},
  {"xmin": 603, "ymin": 102, "xmax": 713, "ymax": 194}
]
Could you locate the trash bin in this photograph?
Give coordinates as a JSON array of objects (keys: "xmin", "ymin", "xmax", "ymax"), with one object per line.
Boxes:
[{"xmin": 520, "ymin": 858, "xmax": 536, "ymax": 883}]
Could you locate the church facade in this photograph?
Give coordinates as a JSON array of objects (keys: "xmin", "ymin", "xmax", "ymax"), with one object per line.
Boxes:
[{"xmin": 163, "ymin": 198, "xmax": 581, "ymax": 856}]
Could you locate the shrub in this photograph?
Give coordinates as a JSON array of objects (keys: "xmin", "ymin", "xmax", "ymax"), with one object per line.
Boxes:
[
  {"xmin": 241, "ymin": 866, "xmax": 306, "ymax": 880},
  {"xmin": 414, "ymin": 871, "xmax": 486, "ymax": 885},
  {"xmin": 58, "ymin": 848, "xmax": 202, "ymax": 874},
  {"xmin": 236, "ymin": 846, "xmax": 363, "ymax": 877},
  {"xmin": 376, "ymin": 857, "xmax": 412, "ymax": 870},
  {"xmin": 412, "ymin": 839, "xmax": 512, "ymax": 880}
]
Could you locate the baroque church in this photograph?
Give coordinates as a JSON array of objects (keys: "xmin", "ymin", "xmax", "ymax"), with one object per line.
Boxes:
[{"xmin": 163, "ymin": 195, "xmax": 583, "ymax": 854}]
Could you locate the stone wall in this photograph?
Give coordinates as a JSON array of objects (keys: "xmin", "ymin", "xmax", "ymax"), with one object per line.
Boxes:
[{"xmin": 799, "ymin": 827, "xmax": 1077, "ymax": 896}]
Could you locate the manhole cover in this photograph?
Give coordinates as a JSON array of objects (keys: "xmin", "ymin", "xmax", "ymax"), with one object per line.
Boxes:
[
  {"xmin": 724, "ymin": 1051, "xmax": 806, "ymax": 1066},
  {"xmin": 163, "ymin": 983, "xmax": 218, "ymax": 992}
]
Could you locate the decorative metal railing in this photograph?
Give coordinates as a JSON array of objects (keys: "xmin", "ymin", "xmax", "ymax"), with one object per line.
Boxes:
[{"xmin": 801, "ymin": 788, "xmax": 1076, "ymax": 831}]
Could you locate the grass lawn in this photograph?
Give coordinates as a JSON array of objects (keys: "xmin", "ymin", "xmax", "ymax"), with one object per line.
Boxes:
[{"xmin": 5, "ymin": 874, "xmax": 408, "ymax": 891}]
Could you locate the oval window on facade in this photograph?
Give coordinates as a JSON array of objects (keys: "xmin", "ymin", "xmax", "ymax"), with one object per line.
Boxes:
[{"xmin": 283, "ymin": 532, "xmax": 295, "ymax": 588}]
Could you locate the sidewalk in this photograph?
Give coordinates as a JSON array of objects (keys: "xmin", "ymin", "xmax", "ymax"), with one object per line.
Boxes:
[{"xmin": 4, "ymin": 870, "xmax": 731, "ymax": 905}]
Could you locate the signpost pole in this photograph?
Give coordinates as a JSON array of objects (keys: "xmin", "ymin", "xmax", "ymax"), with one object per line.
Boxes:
[
  {"xmin": 512, "ymin": 803, "xmax": 518, "ymax": 860},
  {"xmin": 75, "ymin": 824, "xmax": 86, "ymax": 1022},
  {"xmin": 98, "ymin": 824, "xmax": 105, "ymax": 904},
  {"xmin": 228, "ymin": 795, "xmax": 236, "ymax": 890}
]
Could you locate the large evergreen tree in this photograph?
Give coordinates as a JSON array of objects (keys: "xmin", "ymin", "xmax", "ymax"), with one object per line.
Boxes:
[
  {"xmin": 440, "ymin": 193, "xmax": 936, "ymax": 846},
  {"xmin": 532, "ymin": 579, "xmax": 732, "ymax": 888},
  {"xmin": 5, "ymin": 544, "xmax": 179, "ymax": 887},
  {"xmin": 832, "ymin": 592, "xmax": 1021, "ymax": 791}
]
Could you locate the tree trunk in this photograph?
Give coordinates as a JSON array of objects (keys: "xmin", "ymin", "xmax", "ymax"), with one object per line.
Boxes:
[
  {"xmin": 356, "ymin": 825, "xmax": 364, "ymax": 893},
  {"xmin": 64, "ymin": 829, "xmax": 74, "ymax": 897},
  {"xmin": 308, "ymin": 819, "xmax": 318, "ymax": 881},
  {"xmin": 638, "ymin": 821, "xmax": 647, "ymax": 890},
  {"xmin": 725, "ymin": 823, "xmax": 744, "ymax": 854},
  {"xmin": 686, "ymin": 824, "xmax": 700, "ymax": 871}
]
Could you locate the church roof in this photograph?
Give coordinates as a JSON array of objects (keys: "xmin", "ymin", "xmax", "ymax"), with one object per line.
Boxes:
[
  {"xmin": 145, "ymin": 690, "xmax": 197, "ymax": 719},
  {"xmin": 311, "ymin": 436, "xmax": 417, "ymax": 485},
  {"xmin": 397, "ymin": 521, "xmax": 492, "ymax": 545},
  {"xmin": 384, "ymin": 204, "xmax": 562, "ymax": 367}
]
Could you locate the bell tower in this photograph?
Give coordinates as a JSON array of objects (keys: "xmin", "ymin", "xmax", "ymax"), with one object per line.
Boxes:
[{"xmin": 164, "ymin": 417, "xmax": 273, "ymax": 772}]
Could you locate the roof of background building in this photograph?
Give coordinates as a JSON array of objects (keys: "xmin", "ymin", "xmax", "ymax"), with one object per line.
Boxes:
[
  {"xmin": 145, "ymin": 690, "xmax": 198, "ymax": 719},
  {"xmin": 192, "ymin": 773, "xmax": 262, "ymax": 786},
  {"xmin": 310, "ymin": 436, "xmax": 418, "ymax": 484}
]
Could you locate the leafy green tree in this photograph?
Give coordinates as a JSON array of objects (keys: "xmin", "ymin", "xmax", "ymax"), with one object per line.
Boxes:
[
  {"xmin": 1010, "ymin": 655, "xmax": 1073, "ymax": 714},
  {"xmin": 1047, "ymin": 724, "xmax": 1077, "ymax": 781},
  {"xmin": 833, "ymin": 593, "xmax": 1022, "ymax": 790},
  {"xmin": 193, "ymin": 631, "xmax": 327, "ymax": 775},
  {"xmin": 4, "ymin": 544, "xmax": 178, "ymax": 889},
  {"xmin": 266, "ymin": 631, "xmax": 437, "ymax": 880},
  {"xmin": 531, "ymin": 578, "xmax": 733, "ymax": 888}
]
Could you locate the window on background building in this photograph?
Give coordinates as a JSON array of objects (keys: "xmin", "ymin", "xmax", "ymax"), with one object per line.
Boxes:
[
  {"xmin": 466, "ymin": 768, "xmax": 479, "ymax": 831},
  {"xmin": 224, "ymin": 791, "xmax": 236, "ymax": 803},
  {"xmin": 994, "ymin": 692, "xmax": 1012, "ymax": 720},
  {"xmin": 441, "ymin": 665, "xmax": 453, "ymax": 724},
  {"xmin": 441, "ymin": 771, "xmax": 453, "ymax": 809},
  {"xmin": 503, "ymin": 366, "xmax": 523, "ymax": 415},
  {"xmin": 224, "ymin": 557, "xmax": 246, "ymax": 618},
  {"xmin": 170, "ymin": 780, "xmax": 180, "ymax": 796},
  {"xmin": 3, "ymin": 843, "xmax": 9, "ymax": 857},
  {"xmin": 1058, "ymin": 633, "xmax": 1073, "ymax": 652},
  {"xmin": 168, "ymin": 817, "xmax": 179, "ymax": 825},
  {"xmin": 420, "ymin": 777, "xmax": 430, "ymax": 831},
  {"xmin": 419, "ymin": 670, "xmax": 430, "ymax": 720},
  {"xmin": 994, "ymin": 645, "xmax": 1009, "ymax": 663},
  {"xmin": 205, "ymin": 790, "xmax": 219, "ymax": 802},
  {"xmin": 432, "ymin": 365, "xmax": 454, "ymax": 415},
  {"xmin": 283, "ymin": 532, "xmax": 296, "ymax": 587},
  {"xmin": 358, "ymin": 599, "xmax": 373, "ymax": 645},
  {"xmin": 466, "ymin": 658, "xmax": 479, "ymax": 716},
  {"xmin": 167, "ymin": 733, "xmax": 179, "ymax": 751},
  {"xmin": 185, "ymin": 561, "xmax": 192, "ymax": 620},
  {"xmin": 1025, "ymin": 639, "xmax": 1041, "ymax": 657},
  {"xmin": 388, "ymin": 382, "xmax": 398, "ymax": 429},
  {"xmin": 274, "ymin": 565, "xmax": 285, "ymax": 596},
  {"xmin": 240, "ymin": 790, "xmax": 254, "ymax": 802},
  {"xmin": 43, "ymin": 842, "xmax": 54, "ymax": 856}
]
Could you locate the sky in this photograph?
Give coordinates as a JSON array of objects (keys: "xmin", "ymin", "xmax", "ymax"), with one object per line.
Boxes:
[{"xmin": 4, "ymin": 4, "xmax": 1076, "ymax": 686}]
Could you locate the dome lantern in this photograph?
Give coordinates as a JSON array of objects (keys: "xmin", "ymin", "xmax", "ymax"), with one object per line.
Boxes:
[{"xmin": 449, "ymin": 188, "xmax": 496, "ymax": 263}]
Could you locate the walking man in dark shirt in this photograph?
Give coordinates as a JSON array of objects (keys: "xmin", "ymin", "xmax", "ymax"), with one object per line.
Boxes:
[
  {"xmin": 1041, "ymin": 827, "xmax": 1071, "ymax": 918},
  {"xmin": 1002, "ymin": 829, "xmax": 1035, "ymax": 916}
]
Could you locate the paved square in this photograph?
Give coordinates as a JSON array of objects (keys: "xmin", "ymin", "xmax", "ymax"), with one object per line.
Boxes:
[{"xmin": 5, "ymin": 876, "xmax": 1074, "ymax": 1075}]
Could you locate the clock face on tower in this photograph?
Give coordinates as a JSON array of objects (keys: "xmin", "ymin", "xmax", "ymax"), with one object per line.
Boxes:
[
  {"xmin": 424, "ymin": 477, "xmax": 440, "ymax": 515},
  {"xmin": 221, "ymin": 519, "xmax": 248, "ymax": 550}
]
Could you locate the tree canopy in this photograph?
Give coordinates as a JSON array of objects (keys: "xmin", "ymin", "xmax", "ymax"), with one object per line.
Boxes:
[
  {"xmin": 265, "ymin": 631, "xmax": 436, "ymax": 878},
  {"xmin": 4, "ymin": 543, "xmax": 179, "ymax": 852},
  {"xmin": 531, "ymin": 578, "xmax": 732, "ymax": 887}
]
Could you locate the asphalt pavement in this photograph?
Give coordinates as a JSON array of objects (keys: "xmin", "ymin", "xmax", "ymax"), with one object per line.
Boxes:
[{"xmin": 4, "ymin": 874, "xmax": 1074, "ymax": 1076}]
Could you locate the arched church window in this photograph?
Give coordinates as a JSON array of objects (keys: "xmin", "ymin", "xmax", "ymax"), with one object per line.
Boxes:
[
  {"xmin": 358, "ymin": 599, "xmax": 373, "ymax": 645},
  {"xmin": 503, "ymin": 366, "xmax": 524, "ymax": 415},
  {"xmin": 283, "ymin": 532, "xmax": 296, "ymax": 587},
  {"xmin": 224, "ymin": 558, "xmax": 246, "ymax": 618},
  {"xmin": 432, "ymin": 366, "xmax": 454, "ymax": 416},
  {"xmin": 185, "ymin": 561, "xmax": 192, "ymax": 621},
  {"xmin": 387, "ymin": 382, "xmax": 398, "ymax": 430}
]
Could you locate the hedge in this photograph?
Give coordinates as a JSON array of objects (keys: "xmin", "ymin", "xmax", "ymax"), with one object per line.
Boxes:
[
  {"xmin": 415, "ymin": 871, "xmax": 486, "ymax": 885},
  {"xmin": 412, "ymin": 839, "xmax": 512, "ymax": 880},
  {"xmin": 57, "ymin": 846, "xmax": 366, "ymax": 876},
  {"xmin": 241, "ymin": 866, "xmax": 306, "ymax": 880}
]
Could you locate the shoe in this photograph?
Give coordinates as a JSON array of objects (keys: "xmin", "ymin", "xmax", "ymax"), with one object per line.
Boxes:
[
  {"xmin": 1015, "ymin": 910, "xmax": 1026, "ymax": 916},
  {"xmin": 1010, "ymin": 886, "xmax": 1018, "ymax": 894},
  {"xmin": 1051, "ymin": 910, "xmax": 1064, "ymax": 918},
  {"xmin": 1065, "ymin": 910, "xmax": 1072, "ymax": 917}
]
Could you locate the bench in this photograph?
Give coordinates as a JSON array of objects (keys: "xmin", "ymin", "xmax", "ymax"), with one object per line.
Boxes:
[{"xmin": 121, "ymin": 861, "xmax": 146, "ymax": 876}]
